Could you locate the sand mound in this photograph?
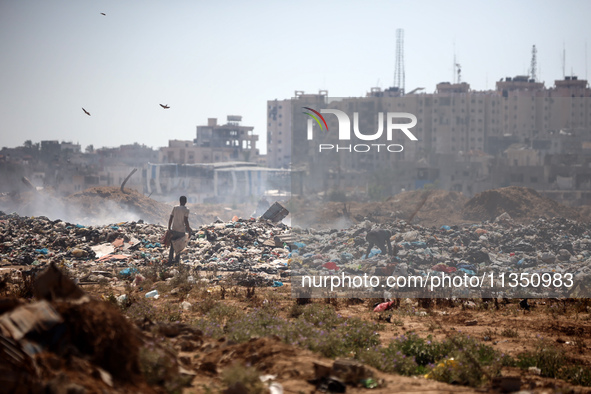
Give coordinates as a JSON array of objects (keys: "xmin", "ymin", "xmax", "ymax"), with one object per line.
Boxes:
[
  {"xmin": 291, "ymin": 190, "xmax": 468, "ymax": 229},
  {"xmin": 387, "ymin": 189, "xmax": 468, "ymax": 224},
  {"xmin": 66, "ymin": 186, "xmax": 173, "ymax": 225},
  {"xmin": 462, "ymin": 186, "xmax": 582, "ymax": 223}
]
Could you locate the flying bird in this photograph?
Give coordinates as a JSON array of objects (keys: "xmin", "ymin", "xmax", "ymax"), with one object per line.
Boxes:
[
  {"xmin": 82, "ymin": 108, "xmax": 91, "ymax": 116},
  {"xmin": 100, "ymin": 12, "xmax": 106, "ymax": 16},
  {"xmin": 160, "ymin": 104, "xmax": 170, "ymax": 109}
]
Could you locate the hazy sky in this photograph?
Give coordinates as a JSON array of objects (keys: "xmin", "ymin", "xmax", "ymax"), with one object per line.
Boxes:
[{"xmin": 1, "ymin": 0, "xmax": 589, "ymax": 154}]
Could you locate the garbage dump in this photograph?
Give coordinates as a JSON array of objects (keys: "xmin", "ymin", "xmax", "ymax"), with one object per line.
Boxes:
[
  {"xmin": 1, "ymin": 187, "xmax": 591, "ymax": 392},
  {"xmin": 0, "ymin": 212, "xmax": 292, "ymax": 288},
  {"xmin": 1, "ymin": 197, "xmax": 590, "ymax": 300},
  {"xmin": 289, "ymin": 215, "xmax": 591, "ymax": 299}
]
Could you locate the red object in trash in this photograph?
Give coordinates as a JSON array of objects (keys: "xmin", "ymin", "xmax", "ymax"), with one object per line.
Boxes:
[
  {"xmin": 322, "ymin": 261, "xmax": 339, "ymax": 270},
  {"xmin": 374, "ymin": 301, "xmax": 397, "ymax": 312},
  {"xmin": 431, "ymin": 264, "xmax": 457, "ymax": 274}
]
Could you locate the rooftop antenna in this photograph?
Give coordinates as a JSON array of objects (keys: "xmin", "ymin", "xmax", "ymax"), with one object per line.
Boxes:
[
  {"xmin": 452, "ymin": 40, "xmax": 456, "ymax": 83},
  {"xmin": 394, "ymin": 28, "xmax": 405, "ymax": 95},
  {"xmin": 456, "ymin": 63, "xmax": 462, "ymax": 83},
  {"xmin": 562, "ymin": 41, "xmax": 566, "ymax": 78},
  {"xmin": 529, "ymin": 45, "xmax": 537, "ymax": 81}
]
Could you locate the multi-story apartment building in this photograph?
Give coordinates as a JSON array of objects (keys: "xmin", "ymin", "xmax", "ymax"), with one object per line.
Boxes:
[{"xmin": 271, "ymin": 76, "xmax": 591, "ymax": 199}]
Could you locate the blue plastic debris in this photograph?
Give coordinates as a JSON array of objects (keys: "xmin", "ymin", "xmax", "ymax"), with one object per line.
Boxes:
[
  {"xmin": 120, "ymin": 267, "xmax": 139, "ymax": 276},
  {"xmin": 341, "ymin": 252, "xmax": 354, "ymax": 261},
  {"xmin": 441, "ymin": 225, "xmax": 451, "ymax": 231},
  {"xmin": 294, "ymin": 242, "xmax": 306, "ymax": 249},
  {"xmin": 367, "ymin": 248, "xmax": 382, "ymax": 258},
  {"xmin": 272, "ymin": 281, "xmax": 283, "ymax": 287},
  {"xmin": 457, "ymin": 263, "xmax": 476, "ymax": 271},
  {"xmin": 34, "ymin": 248, "xmax": 49, "ymax": 255},
  {"xmin": 458, "ymin": 268, "xmax": 476, "ymax": 276}
]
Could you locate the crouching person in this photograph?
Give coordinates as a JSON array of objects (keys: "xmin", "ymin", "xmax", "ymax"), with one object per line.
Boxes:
[{"xmin": 365, "ymin": 228, "xmax": 396, "ymax": 258}]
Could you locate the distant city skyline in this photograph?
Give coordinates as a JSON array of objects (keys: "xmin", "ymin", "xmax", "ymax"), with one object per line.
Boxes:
[{"xmin": 1, "ymin": 0, "xmax": 589, "ymax": 153}]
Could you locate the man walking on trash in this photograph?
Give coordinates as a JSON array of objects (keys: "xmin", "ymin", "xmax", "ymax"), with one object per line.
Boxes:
[{"xmin": 167, "ymin": 195, "xmax": 192, "ymax": 265}]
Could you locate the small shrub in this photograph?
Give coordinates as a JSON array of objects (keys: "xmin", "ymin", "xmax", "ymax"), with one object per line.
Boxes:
[
  {"xmin": 289, "ymin": 303, "xmax": 304, "ymax": 319},
  {"xmin": 194, "ymin": 297, "xmax": 218, "ymax": 314},
  {"xmin": 516, "ymin": 340, "xmax": 565, "ymax": 378},
  {"xmin": 560, "ymin": 365, "xmax": 591, "ymax": 387},
  {"xmin": 157, "ymin": 302, "xmax": 182, "ymax": 323},
  {"xmin": 357, "ymin": 344, "xmax": 418, "ymax": 375},
  {"xmin": 483, "ymin": 328, "xmax": 496, "ymax": 340},
  {"xmin": 500, "ymin": 327, "xmax": 519, "ymax": 338},
  {"xmin": 221, "ymin": 363, "xmax": 266, "ymax": 394},
  {"xmin": 396, "ymin": 333, "xmax": 452, "ymax": 368},
  {"xmin": 125, "ymin": 298, "xmax": 156, "ymax": 321},
  {"xmin": 139, "ymin": 340, "xmax": 192, "ymax": 392},
  {"xmin": 299, "ymin": 304, "xmax": 339, "ymax": 327}
]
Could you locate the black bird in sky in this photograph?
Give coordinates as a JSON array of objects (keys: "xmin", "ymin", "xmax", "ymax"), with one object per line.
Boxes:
[
  {"xmin": 100, "ymin": 13, "xmax": 106, "ymax": 16},
  {"xmin": 160, "ymin": 104, "xmax": 170, "ymax": 109},
  {"xmin": 82, "ymin": 108, "xmax": 91, "ymax": 116}
]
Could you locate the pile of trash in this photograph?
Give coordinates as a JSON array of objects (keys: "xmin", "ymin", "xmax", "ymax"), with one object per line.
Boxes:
[
  {"xmin": 288, "ymin": 214, "xmax": 591, "ymax": 298},
  {"xmin": 0, "ymin": 211, "xmax": 293, "ymax": 289},
  {"xmin": 2, "ymin": 195, "xmax": 591, "ymax": 299}
]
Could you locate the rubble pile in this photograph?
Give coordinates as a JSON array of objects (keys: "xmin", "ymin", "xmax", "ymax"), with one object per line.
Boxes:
[
  {"xmin": 0, "ymin": 264, "xmax": 162, "ymax": 393},
  {"xmin": 462, "ymin": 186, "xmax": 582, "ymax": 223}
]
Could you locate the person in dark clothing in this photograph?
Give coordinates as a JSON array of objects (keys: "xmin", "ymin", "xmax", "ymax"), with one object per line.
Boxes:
[{"xmin": 365, "ymin": 229, "xmax": 394, "ymax": 257}]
